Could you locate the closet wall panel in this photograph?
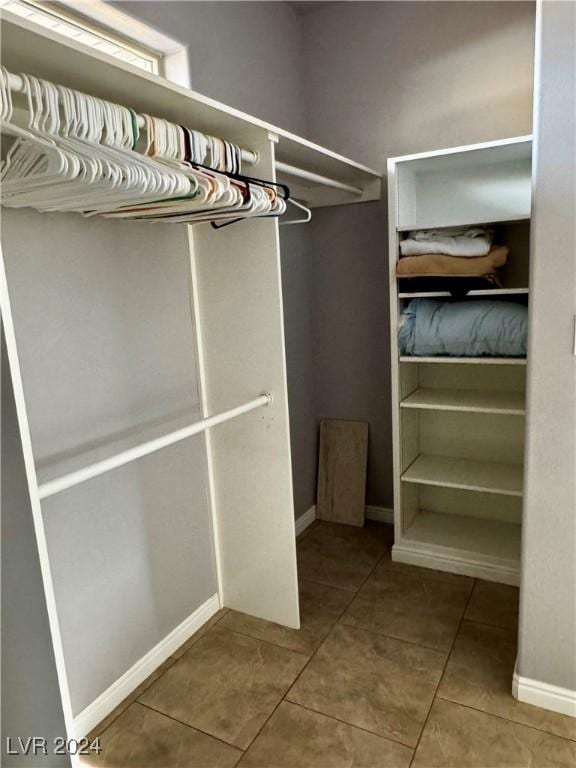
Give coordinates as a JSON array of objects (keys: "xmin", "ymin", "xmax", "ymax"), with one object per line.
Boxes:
[
  {"xmin": 41, "ymin": 437, "xmax": 215, "ymax": 713},
  {"xmin": 1, "ymin": 209, "xmax": 217, "ymax": 714},
  {"xmin": 1, "ymin": 210, "xmax": 200, "ymax": 466},
  {"xmin": 191, "ymin": 139, "xmax": 300, "ymax": 629}
]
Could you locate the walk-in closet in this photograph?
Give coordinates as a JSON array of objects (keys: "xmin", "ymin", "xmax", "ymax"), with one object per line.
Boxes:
[
  {"xmin": 1, "ymin": 5, "xmax": 381, "ymax": 756},
  {"xmin": 1, "ymin": 1, "xmax": 575, "ymax": 767}
]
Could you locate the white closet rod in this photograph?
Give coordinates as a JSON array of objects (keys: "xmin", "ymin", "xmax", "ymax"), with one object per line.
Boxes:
[
  {"xmin": 5, "ymin": 71, "xmax": 258, "ymax": 166},
  {"xmin": 275, "ymin": 160, "xmax": 363, "ymax": 195},
  {"xmin": 37, "ymin": 393, "xmax": 272, "ymax": 500}
]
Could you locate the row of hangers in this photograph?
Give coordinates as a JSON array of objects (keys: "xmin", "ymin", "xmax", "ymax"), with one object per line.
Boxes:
[{"xmin": 0, "ymin": 68, "xmax": 311, "ymax": 227}]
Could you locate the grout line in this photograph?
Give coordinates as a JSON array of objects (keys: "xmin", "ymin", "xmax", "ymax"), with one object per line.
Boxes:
[
  {"xmin": 433, "ymin": 697, "xmax": 576, "ymax": 743},
  {"xmin": 92, "ymin": 609, "xmax": 230, "ymax": 740},
  {"xmin": 336, "ymin": 612, "xmax": 454, "ymax": 656},
  {"xmin": 283, "ymin": 699, "xmax": 416, "ymax": 751},
  {"xmin": 90, "ymin": 657, "xmax": 180, "ymax": 740},
  {"xmin": 282, "ymin": 536, "xmax": 389, "ymax": 705},
  {"xmin": 408, "ymin": 578, "xmax": 477, "ymax": 767},
  {"xmin": 212, "ymin": 625, "xmax": 311, "ymax": 657},
  {"xmin": 235, "ymin": 526, "xmax": 393, "ymax": 759},
  {"xmin": 137, "ymin": 701, "xmax": 244, "ymax": 752},
  {"xmin": 293, "ymin": 575, "xmax": 358, "ymax": 594},
  {"xmin": 458, "ymin": 616, "xmax": 519, "ymax": 633}
]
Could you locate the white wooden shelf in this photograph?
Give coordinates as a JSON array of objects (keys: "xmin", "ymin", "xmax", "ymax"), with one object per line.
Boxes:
[
  {"xmin": 399, "ymin": 356, "xmax": 527, "ymax": 365},
  {"xmin": 396, "ymin": 214, "xmax": 531, "ymax": 232},
  {"xmin": 389, "ymin": 136, "xmax": 531, "ymax": 584},
  {"xmin": 1, "ymin": 11, "xmax": 381, "ymax": 209},
  {"xmin": 391, "ymin": 137, "xmax": 532, "ymax": 230},
  {"xmin": 402, "ymin": 455, "xmax": 524, "ymax": 497},
  {"xmin": 401, "ymin": 387, "xmax": 525, "ymax": 415},
  {"xmin": 398, "ymin": 288, "xmax": 529, "ymax": 299},
  {"xmin": 394, "ymin": 510, "xmax": 521, "ymax": 585}
]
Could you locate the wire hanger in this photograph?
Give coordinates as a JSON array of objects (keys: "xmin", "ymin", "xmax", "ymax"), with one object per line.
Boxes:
[{"xmin": 280, "ymin": 198, "xmax": 312, "ymax": 226}]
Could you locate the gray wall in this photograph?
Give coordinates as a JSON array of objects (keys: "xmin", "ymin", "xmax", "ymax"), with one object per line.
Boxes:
[
  {"xmin": 303, "ymin": 0, "xmax": 535, "ymax": 505},
  {"xmin": 2, "ymin": 210, "xmax": 217, "ymax": 714},
  {"xmin": 114, "ymin": 0, "xmax": 307, "ymax": 135},
  {"xmin": 518, "ymin": 0, "xmax": 576, "ymax": 691},
  {"xmin": 115, "ymin": 1, "xmax": 318, "ymax": 516},
  {"xmin": 116, "ymin": 1, "xmax": 536, "ymax": 511},
  {"xmin": 1, "ymin": 335, "xmax": 70, "ymax": 767}
]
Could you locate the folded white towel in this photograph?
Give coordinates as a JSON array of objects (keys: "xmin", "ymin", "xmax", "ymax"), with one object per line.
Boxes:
[{"xmin": 400, "ymin": 227, "xmax": 493, "ymax": 257}]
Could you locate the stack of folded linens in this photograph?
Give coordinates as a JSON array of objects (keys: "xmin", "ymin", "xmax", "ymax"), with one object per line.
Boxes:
[{"xmin": 397, "ymin": 228, "xmax": 507, "ymax": 292}]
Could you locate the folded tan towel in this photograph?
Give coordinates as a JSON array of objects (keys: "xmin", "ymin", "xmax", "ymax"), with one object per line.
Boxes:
[{"xmin": 396, "ymin": 246, "xmax": 508, "ymax": 277}]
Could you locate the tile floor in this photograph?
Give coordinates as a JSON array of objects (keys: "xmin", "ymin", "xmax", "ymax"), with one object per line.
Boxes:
[{"xmin": 84, "ymin": 521, "xmax": 576, "ymax": 767}]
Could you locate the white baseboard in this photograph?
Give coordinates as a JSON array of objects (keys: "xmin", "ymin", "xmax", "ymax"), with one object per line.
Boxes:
[
  {"xmin": 392, "ymin": 541, "xmax": 520, "ymax": 586},
  {"xmin": 295, "ymin": 504, "xmax": 394, "ymax": 535},
  {"xmin": 73, "ymin": 593, "xmax": 220, "ymax": 738},
  {"xmin": 365, "ymin": 505, "xmax": 394, "ymax": 524},
  {"xmin": 295, "ymin": 505, "xmax": 316, "ymax": 536},
  {"xmin": 513, "ymin": 670, "xmax": 576, "ymax": 718}
]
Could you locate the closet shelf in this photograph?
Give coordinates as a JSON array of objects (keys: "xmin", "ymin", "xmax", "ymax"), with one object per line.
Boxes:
[
  {"xmin": 399, "ymin": 356, "xmax": 527, "ymax": 365},
  {"xmin": 396, "ymin": 214, "xmax": 531, "ymax": 232},
  {"xmin": 398, "ymin": 288, "xmax": 529, "ymax": 299},
  {"xmin": 1, "ymin": 11, "xmax": 381, "ymax": 210},
  {"xmin": 401, "ymin": 455, "xmax": 524, "ymax": 497},
  {"xmin": 397, "ymin": 510, "xmax": 521, "ymax": 584},
  {"xmin": 401, "ymin": 387, "xmax": 525, "ymax": 415}
]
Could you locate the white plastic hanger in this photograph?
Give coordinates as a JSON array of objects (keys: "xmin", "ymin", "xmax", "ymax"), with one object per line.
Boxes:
[{"xmin": 280, "ymin": 198, "xmax": 312, "ymax": 226}]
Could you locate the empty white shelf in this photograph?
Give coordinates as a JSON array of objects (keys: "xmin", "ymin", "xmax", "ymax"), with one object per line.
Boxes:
[
  {"xmin": 401, "ymin": 388, "xmax": 525, "ymax": 415},
  {"xmin": 400, "ymin": 356, "xmax": 527, "ymax": 365},
  {"xmin": 401, "ymin": 510, "xmax": 521, "ymax": 566},
  {"xmin": 402, "ymin": 455, "xmax": 524, "ymax": 496},
  {"xmin": 398, "ymin": 288, "xmax": 529, "ymax": 299}
]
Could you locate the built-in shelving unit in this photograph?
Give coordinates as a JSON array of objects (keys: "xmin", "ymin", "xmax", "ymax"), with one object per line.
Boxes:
[
  {"xmin": 388, "ymin": 137, "xmax": 532, "ymax": 586},
  {"xmin": 402, "ymin": 455, "xmax": 524, "ymax": 496},
  {"xmin": 401, "ymin": 387, "xmax": 525, "ymax": 415},
  {"xmin": 1, "ymin": 10, "xmax": 381, "ymax": 210},
  {"xmin": 398, "ymin": 288, "xmax": 529, "ymax": 299},
  {"xmin": 399, "ymin": 356, "xmax": 527, "ymax": 365}
]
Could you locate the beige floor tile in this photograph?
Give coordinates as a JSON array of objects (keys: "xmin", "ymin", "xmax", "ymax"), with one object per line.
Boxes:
[
  {"xmin": 376, "ymin": 551, "xmax": 475, "ymax": 590},
  {"xmin": 138, "ymin": 627, "xmax": 307, "ymax": 750},
  {"xmin": 286, "ymin": 623, "xmax": 446, "ymax": 747},
  {"xmin": 464, "ymin": 580, "xmax": 519, "ymax": 629},
  {"xmin": 219, "ymin": 580, "xmax": 353, "ymax": 655},
  {"xmin": 172, "ymin": 609, "xmax": 229, "ymax": 659},
  {"xmin": 297, "ymin": 521, "xmax": 387, "ymax": 591},
  {"xmin": 341, "ymin": 568, "xmax": 470, "ymax": 651},
  {"xmin": 89, "ymin": 610, "xmax": 230, "ymax": 738},
  {"xmin": 239, "ymin": 701, "xmax": 413, "ymax": 768},
  {"xmin": 412, "ymin": 699, "xmax": 576, "ymax": 768},
  {"xmin": 88, "ymin": 658, "xmax": 176, "ymax": 739},
  {"xmin": 438, "ymin": 621, "xmax": 576, "ymax": 741},
  {"xmin": 82, "ymin": 702, "xmax": 241, "ymax": 768},
  {"xmin": 297, "ymin": 519, "xmax": 320, "ymax": 540}
]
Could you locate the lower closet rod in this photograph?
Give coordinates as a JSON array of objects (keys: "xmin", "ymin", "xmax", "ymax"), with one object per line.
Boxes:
[{"xmin": 37, "ymin": 393, "xmax": 272, "ymax": 500}]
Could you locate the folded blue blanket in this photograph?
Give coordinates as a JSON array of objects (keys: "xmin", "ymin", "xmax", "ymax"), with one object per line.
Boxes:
[{"xmin": 399, "ymin": 298, "xmax": 528, "ymax": 357}]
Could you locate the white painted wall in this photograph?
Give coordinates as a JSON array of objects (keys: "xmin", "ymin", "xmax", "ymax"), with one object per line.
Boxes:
[
  {"xmin": 303, "ymin": 0, "xmax": 536, "ymax": 505},
  {"xmin": 518, "ymin": 0, "xmax": 576, "ymax": 694}
]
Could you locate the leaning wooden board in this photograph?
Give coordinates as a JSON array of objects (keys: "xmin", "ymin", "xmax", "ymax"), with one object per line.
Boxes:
[{"xmin": 316, "ymin": 419, "xmax": 368, "ymax": 527}]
